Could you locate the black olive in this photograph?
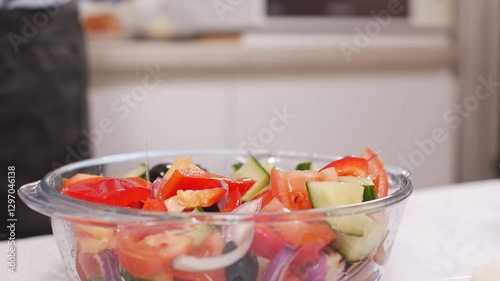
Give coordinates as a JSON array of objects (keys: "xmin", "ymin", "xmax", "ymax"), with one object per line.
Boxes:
[
  {"xmin": 202, "ymin": 204, "xmax": 220, "ymax": 212},
  {"xmin": 223, "ymin": 241, "xmax": 258, "ymax": 281},
  {"xmin": 149, "ymin": 163, "xmax": 171, "ymax": 180}
]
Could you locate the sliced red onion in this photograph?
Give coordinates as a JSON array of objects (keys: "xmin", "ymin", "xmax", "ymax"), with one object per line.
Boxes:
[
  {"xmin": 216, "ymin": 180, "xmax": 229, "ymax": 210},
  {"xmin": 151, "ymin": 177, "xmax": 162, "ymax": 199},
  {"xmin": 303, "ymin": 253, "xmax": 329, "ymax": 281},
  {"xmin": 263, "ymin": 245, "xmax": 299, "ymax": 281},
  {"xmin": 223, "ymin": 198, "xmax": 263, "ymax": 243},
  {"xmin": 95, "ymin": 249, "xmax": 121, "ymax": 281},
  {"xmin": 324, "ymin": 252, "xmax": 345, "ymax": 281},
  {"xmin": 232, "ymin": 197, "xmax": 262, "ymax": 214},
  {"xmin": 171, "ymin": 225, "xmax": 255, "ymax": 272}
]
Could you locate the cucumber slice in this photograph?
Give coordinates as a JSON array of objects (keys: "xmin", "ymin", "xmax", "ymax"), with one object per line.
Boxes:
[
  {"xmin": 121, "ymin": 163, "xmax": 147, "ymax": 179},
  {"xmin": 339, "ymin": 176, "xmax": 377, "ymax": 202},
  {"xmin": 306, "ymin": 181, "xmax": 367, "ymax": 236},
  {"xmin": 306, "ymin": 181, "xmax": 364, "ymax": 208},
  {"xmin": 307, "ymin": 180, "xmax": 388, "ymax": 262},
  {"xmin": 187, "ymin": 207, "xmax": 214, "ymax": 246},
  {"xmin": 326, "ymin": 214, "xmax": 368, "ymax": 237},
  {"xmin": 260, "ymin": 161, "xmax": 275, "ymax": 174},
  {"xmin": 331, "ymin": 217, "xmax": 388, "ymax": 263},
  {"xmin": 235, "ymin": 156, "xmax": 271, "ymax": 202},
  {"xmin": 296, "ymin": 162, "xmax": 317, "ymax": 171}
]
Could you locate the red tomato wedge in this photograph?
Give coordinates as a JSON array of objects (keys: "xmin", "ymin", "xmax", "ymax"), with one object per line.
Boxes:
[
  {"xmin": 176, "ymin": 188, "xmax": 227, "ymax": 208},
  {"xmin": 116, "ymin": 231, "xmax": 192, "ymax": 279},
  {"xmin": 172, "ymin": 232, "xmax": 226, "ymax": 281},
  {"xmin": 361, "ymin": 148, "xmax": 389, "ymax": 198},
  {"xmin": 143, "ymin": 198, "xmax": 168, "ymax": 211},
  {"xmin": 319, "ymin": 157, "xmax": 368, "ymax": 177},
  {"xmin": 63, "ymin": 173, "xmax": 106, "ymax": 192},
  {"xmin": 262, "ymin": 199, "xmax": 337, "ymax": 267},
  {"xmin": 250, "ymin": 225, "xmax": 286, "ymax": 260},
  {"xmin": 158, "ymin": 169, "xmax": 255, "ymax": 201},
  {"xmin": 291, "ymin": 222, "xmax": 337, "ymax": 267},
  {"xmin": 270, "ymin": 169, "xmax": 319, "ymax": 210},
  {"xmin": 253, "ymin": 186, "xmax": 274, "ymax": 209},
  {"xmin": 76, "ymin": 253, "xmax": 101, "ymax": 281},
  {"xmin": 62, "ymin": 178, "xmax": 151, "ymax": 208}
]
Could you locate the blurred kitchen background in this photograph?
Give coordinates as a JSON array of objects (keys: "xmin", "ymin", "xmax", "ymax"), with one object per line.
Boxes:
[{"xmin": 79, "ymin": 0, "xmax": 499, "ymax": 189}]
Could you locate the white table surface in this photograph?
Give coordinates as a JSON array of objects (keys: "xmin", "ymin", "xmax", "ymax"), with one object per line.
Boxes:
[{"xmin": 2, "ymin": 179, "xmax": 499, "ymax": 281}]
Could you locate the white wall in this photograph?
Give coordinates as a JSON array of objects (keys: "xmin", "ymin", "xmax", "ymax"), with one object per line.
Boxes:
[{"xmin": 88, "ymin": 69, "xmax": 457, "ymax": 188}]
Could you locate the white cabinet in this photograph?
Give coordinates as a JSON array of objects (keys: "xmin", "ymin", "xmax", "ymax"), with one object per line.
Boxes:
[{"xmin": 88, "ymin": 68, "xmax": 457, "ymax": 188}]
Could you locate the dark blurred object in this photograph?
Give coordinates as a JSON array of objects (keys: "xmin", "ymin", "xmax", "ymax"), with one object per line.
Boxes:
[
  {"xmin": 497, "ymin": 159, "xmax": 500, "ymax": 178},
  {"xmin": 0, "ymin": 2, "xmax": 89, "ymax": 239},
  {"xmin": 268, "ymin": 0, "xmax": 409, "ymax": 16}
]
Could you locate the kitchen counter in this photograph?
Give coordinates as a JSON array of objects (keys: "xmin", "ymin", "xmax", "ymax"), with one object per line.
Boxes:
[{"xmin": 87, "ymin": 33, "xmax": 457, "ymax": 74}]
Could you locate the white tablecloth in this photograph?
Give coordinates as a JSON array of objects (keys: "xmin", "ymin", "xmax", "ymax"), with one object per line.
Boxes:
[{"xmin": 2, "ymin": 180, "xmax": 499, "ymax": 281}]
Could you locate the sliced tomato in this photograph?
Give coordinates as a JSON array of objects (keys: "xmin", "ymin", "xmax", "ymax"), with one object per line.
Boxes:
[
  {"xmin": 76, "ymin": 253, "xmax": 101, "ymax": 280},
  {"xmin": 143, "ymin": 198, "xmax": 168, "ymax": 211},
  {"xmin": 261, "ymin": 198, "xmax": 336, "ymax": 263},
  {"xmin": 292, "ymin": 223, "xmax": 337, "ymax": 267},
  {"xmin": 261, "ymin": 197, "xmax": 290, "ymax": 213},
  {"xmin": 320, "ymin": 157, "xmax": 368, "ymax": 177},
  {"xmin": 116, "ymin": 231, "xmax": 192, "ymax": 279},
  {"xmin": 63, "ymin": 178, "xmax": 151, "ymax": 208},
  {"xmin": 158, "ymin": 169, "xmax": 255, "ymax": 201},
  {"xmin": 250, "ymin": 225, "xmax": 286, "ymax": 260},
  {"xmin": 176, "ymin": 188, "xmax": 226, "ymax": 208},
  {"xmin": 274, "ymin": 220, "xmax": 336, "ymax": 268},
  {"xmin": 253, "ymin": 185, "xmax": 274, "ymax": 209},
  {"xmin": 172, "ymin": 233, "xmax": 226, "ymax": 281},
  {"xmin": 361, "ymin": 148, "xmax": 389, "ymax": 198},
  {"xmin": 270, "ymin": 169, "xmax": 319, "ymax": 210},
  {"xmin": 273, "ymin": 220, "xmax": 336, "ymax": 249},
  {"xmin": 63, "ymin": 174, "xmax": 107, "ymax": 192}
]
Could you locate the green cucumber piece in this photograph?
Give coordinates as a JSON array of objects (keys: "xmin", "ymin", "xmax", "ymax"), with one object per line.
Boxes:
[
  {"xmin": 306, "ymin": 181, "xmax": 364, "ymax": 208},
  {"xmin": 187, "ymin": 207, "xmax": 214, "ymax": 246},
  {"xmin": 235, "ymin": 156, "xmax": 271, "ymax": 202},
  {"xmin": 339, "ymin": 176, "xmax": 377, "ymax": 202},
  {"xmin": 260, "ymin": 161, "xmax": 275, "ymax": 174},
  {"xmin": 331, "ymin": 217, "xmax": 388, "ymax": 263},
  {"xmin": 295, "ymin": 162, "xmax": 317, "ymax": 171},
  {"xmin": 121, "ymin": 163, "xmax": 147, "ymax": 179},
  {"xmin": 326, "ymin": 214, "xmax": 368, "ymax": 237},
  {"xmin": 306, "ymin": 181, "xmax": 366, "ymax": 236},
  {"xmin": 362, "ymin": 186, "xmax": 376, "ymax": 202}
]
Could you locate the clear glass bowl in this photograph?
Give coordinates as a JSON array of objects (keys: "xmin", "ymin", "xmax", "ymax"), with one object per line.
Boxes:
[{"xmin": 19, "ymin": 150, "xmax": 412, "ymax": 281}]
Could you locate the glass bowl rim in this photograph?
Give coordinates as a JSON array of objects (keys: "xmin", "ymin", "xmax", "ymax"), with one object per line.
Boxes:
[{"xmin": 25, "ymin": 149, "xmax": 413, "ymax": 224}]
